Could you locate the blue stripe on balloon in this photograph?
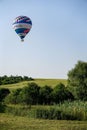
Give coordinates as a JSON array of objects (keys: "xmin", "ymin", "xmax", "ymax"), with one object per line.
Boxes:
[
  {"xmin": 15, "ymin": 28, "xmax": 26, "ymax": 39},
  {"xmin": 15, "ymin": 28, "xmax": 26, "ymax": 34}
]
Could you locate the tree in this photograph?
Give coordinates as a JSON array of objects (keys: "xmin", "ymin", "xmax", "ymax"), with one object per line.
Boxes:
[
  {"xmin": 0, "ymin": 88, "xmax": 10, "ymax": 102},
  {"xmin": 19, "ymin": 82, "xmax": 40, "ymax": 105},
  {"xmin": 52, "ymin": 83, "xmax": 74, "ymax": 104},
  {"xmin": 0, "ymin": 75, "xmax": 34, "ymax": 85},
  {"xmin": 5, "ymin": 88, "xmax": 22, "ymax": 104},
  {"xmin": 39, "ymin": 85, "xmax": 53, "ymax": 105},
  {"xmin": 68, "ymin": 61, "xmax": 87, "ymax": 100}
]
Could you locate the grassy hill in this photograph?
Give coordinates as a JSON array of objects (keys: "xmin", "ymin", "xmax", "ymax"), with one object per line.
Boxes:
[{"xmin": 0, "ymin": 78, "xmax": 67, "ymax": 90}]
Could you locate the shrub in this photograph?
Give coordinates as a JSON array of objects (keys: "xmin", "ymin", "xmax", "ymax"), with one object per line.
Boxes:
[
  {"xmin": 52, "ymin": 83, "xmax": 74, "ymax": 104},
  {"xmin": 39, "ymin": 85, "xmax": 53, "ymax": 105},
  {"xmin": 0, "ymin": 88, "xmax": 10, "ymax": 102},
  {"xmin": 19, "ymin": 82, "xmax": 40, "ymax": 105},
  {"xmin": 5, "ymin": 88, "xmax": 22, "ymax": 104},
  {"xmin": 0, "ymin": 102, "xmax": 6, "ymax": 113}
]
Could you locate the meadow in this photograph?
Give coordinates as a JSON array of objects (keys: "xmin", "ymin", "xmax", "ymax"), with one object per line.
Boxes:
[
  {"xmin": 0, "ymin": 78, "xmax": 67, "ymax": 90},
  {"xmin": 0, "ymin": 113, "xmax": 87, "ymax": 130}
]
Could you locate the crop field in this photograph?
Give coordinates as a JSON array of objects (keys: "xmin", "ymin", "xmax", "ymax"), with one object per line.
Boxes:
[
  {"xmin": 0, "ymin": 78, "xmax": 67, "ymax": 90},
  {"xmin": 0, "ymin": 113, "xmax": 87, "ymax": 130}
]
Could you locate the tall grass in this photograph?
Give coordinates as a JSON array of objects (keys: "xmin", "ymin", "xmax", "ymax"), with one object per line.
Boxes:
[
  {"xmin": 37, "ymin": 100, "xmax": 87, "ymax": 120},
  {"xmin": 57, "ymin": 101, "xmax": 87, "ymax": 120},
  {"xmin": 5, "ymin": 101, "xmax": 87, "ymax": 121},
  {"xmin": 5, "ymin": 105, "xmax": 35, "ymax": 118}
]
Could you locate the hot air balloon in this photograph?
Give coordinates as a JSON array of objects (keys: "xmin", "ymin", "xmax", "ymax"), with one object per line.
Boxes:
[{"xmin": 12, "ymin": 16, "xmax": 32, "ymax": 42}]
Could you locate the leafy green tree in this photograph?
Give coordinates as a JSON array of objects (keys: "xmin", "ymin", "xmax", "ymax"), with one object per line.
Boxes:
[
  {"xmin": 52, "ymin": 83, "xmax": 74, "ymax": 104},
  {"xmin": 0, "ymin": 75, "xmax": 33, "ymax": 85},
  {"xmin": 39, "ymin": 85, "xmax": 53, "ymax": 105},
  {"xmin": 23, "ymin": 76, "xmax": 33, "ymax": 81},
  {"xmin": 19, "ymin": 82, "xmax": 40, "ymax": 105},
  {"xmin": 68, "ymin": 61, "xmax": 87, "ymax": 100},
  {"xmin": 5, "ymin": 88, "xmax": 22, "ymax": 104},
  {"xmin": 0, "ymin": 88, "xmax": 10, "ymax": 102},
  {"xmin": 19, "ymin": 87, "xmax": 32, "ymax": 105}
]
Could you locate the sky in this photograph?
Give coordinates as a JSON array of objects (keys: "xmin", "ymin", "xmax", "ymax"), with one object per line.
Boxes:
[{"xmin": 0, "ymin": 0, "xmax": 87, "ymax": 79}]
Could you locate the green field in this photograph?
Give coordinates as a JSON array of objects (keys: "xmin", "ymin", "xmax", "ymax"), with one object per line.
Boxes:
[
  {"xmin": 0, "ymin": 113, "xmax": 87, "ymax": 130},
  {"xmin": 0, "ymin": 78, "xmax": 67, "ymax": 90}
]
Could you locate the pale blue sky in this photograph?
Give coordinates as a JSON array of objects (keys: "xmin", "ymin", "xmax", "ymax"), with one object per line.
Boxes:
[{"xmin": 0, "ymin": 0, "xmax": 87, "ymax": 79}]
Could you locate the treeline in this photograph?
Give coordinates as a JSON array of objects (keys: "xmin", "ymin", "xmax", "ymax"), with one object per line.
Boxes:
[
  {"xmin": 0, "ymin": 75, "xmax": 33, "ymax": 85},
  {"xmin": 0, "ymin": 82, "xmax": 74, "ymax": 105}
]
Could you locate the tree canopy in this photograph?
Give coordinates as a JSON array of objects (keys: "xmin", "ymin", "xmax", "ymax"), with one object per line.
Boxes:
[
  {"xmin": 68, "ymin": 61, "xmax": 87, "ymax": 100},
  {"xmin": 0, "ymin": 75, "xmax": 33, "ymax": 85}
]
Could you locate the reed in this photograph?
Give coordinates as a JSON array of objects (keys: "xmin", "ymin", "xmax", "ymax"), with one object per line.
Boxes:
[{"xmin": 5, "ymin": 101, "xmax": 87, "ymax": 121}]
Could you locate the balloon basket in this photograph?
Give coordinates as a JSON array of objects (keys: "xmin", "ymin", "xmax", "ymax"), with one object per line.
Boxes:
[{"xmin": 21, "ymin": 39, "xmax": 24, "ymax": 42}]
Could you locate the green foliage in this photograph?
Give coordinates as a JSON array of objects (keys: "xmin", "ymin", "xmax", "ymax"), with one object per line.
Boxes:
[
  {"xmin": 19, "ymin": 82, "xmax": 40, "ymax": 105},
  {"xmin": 0, "ymin": 75, "xmax": 33, "ymax": 85},
  {"xmin": 5, "ymin": 105, "xmax": 32, "ymax": 117},
  {"xmin": 5, "ymin": 88, "xmax": 22, "ymax": 104},
  {"xmin": 0, "ymin": 88, "xmax": 10, "ymax": 102},
  {"xmin": 35, "ymin": 108, "xmax": 62, "ymax": 120},
  {"xmin": 35, "ymin": 108, "xmax": 76, "ymax": 120},
  {"xmin": 0, "ymin": 102, "xmax": 6, "ymax": 113},
  {"xmin": 52, "ymin": 83, "xmax": 74, "ymax": 103},
  {"xmin": 68, "ymin": 61, "xmax": 87, "ymax": 100},
  {"xmin": 39, "ymin": 85, "xmax": 53, "ymax": 104},
  {"xmin": 4, "ymin": 101, "xmax": 87, "ymax": 121},
  {"xmin": 35, "ymin": 101, "xmax": 87, "ymax": 120},
  {"xmin": 5, "ymin": 82, "xmax": 74, "ymax": 105}
]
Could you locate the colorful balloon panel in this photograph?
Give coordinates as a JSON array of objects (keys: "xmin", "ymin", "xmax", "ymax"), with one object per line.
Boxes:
[{"xmin": 13, "ymin": 16, "xmax": 32, "ymax": 41}]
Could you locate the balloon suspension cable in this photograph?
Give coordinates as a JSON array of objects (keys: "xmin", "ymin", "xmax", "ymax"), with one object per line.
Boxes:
[{"xmin": 21, "ymin": 39, "xmax": 24, "ymax": 42}]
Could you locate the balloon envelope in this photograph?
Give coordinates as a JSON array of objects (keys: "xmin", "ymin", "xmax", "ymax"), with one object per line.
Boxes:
[{"xmin": 13, "ymin": 16, "xmax": 32, "ymax": 41}]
